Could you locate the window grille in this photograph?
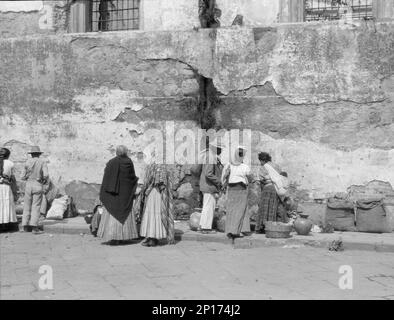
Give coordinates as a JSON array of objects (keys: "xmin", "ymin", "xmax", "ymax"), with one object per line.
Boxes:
[
  {"xmin": 305, "ymin": 0, "xmax": 373, "ymax": 21},
  {"xmin": 91, "ymin": 0, "xmax": 140, "ymax": 32}
]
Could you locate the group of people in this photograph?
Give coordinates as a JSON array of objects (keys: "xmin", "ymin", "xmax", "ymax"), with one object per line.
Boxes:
[
  {"xmin": 0, "ymin": 142, "xmax": 290, "ymax": 247},
  {"xmin": 95, "ymin": 145, "xmax": 175, "ymax": 247},
  {"xmin": 95, "ymin": 142, "xmax": 290, "ymax": 246},
  {"xmin": 196, "ymin": 141, "xmax": 290, "ymax": 243},
  {"xmin": 0, "ymin": 146, "xmax": 49, "ymax": 234}
]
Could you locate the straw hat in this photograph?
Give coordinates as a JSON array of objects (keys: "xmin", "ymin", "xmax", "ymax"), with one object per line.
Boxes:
[{"xmin": 28, "ymin": 146, "xmax": 43, "ymax": 154}]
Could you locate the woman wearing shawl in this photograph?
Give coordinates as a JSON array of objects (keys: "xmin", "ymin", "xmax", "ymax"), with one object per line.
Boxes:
[
  {"xmin": 0, "ymin": 148, "xmax": 18, "ymax": 231},
  {"xmin": 98, "ymin": 145, "xmax": 139, "ymax": 244},
  {"xmin": 134, "ymin": 163, "xmax": 175, "ymax": 247},
  {"xmin": 222, "ymin": 146, "xmax": 252, "ymax": 243},
  {"xmin": 255, "ymin": 152, "xmax": 288, "ymax": 233}
]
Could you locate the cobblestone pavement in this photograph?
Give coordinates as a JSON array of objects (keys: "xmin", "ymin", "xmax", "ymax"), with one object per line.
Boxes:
[{"xmin": 1, "ymin": 232, "xmax": 394, "ymax": 300}]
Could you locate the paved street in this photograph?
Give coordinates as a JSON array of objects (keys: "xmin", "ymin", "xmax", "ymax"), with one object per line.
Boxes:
[{"xmin": 1, "ymin": 232, "xmax": 394, "ymax": 300}]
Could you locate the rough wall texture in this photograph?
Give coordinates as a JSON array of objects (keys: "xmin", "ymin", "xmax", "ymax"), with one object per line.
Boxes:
[
  {"xmin": 0, "ymin": 0, "xmax": 282, "ymax": 36},
  {"xmin": 0, "ymin": 1, "xmax": 70, "ymax": 38},
  {"xmin": 142, "ymin": 0, "xmax": 200, "ymax": 31},
  {"xmin": 214, "ymin": 22, "xmax": 394, "ymax": 198},
  {"xmin": 0, "ymin": 22, "xmax": 393, "ymax": 208},
  {"xmin": 217, "ymin": 0, "xmax": 280, "ymax": 27},
  {"xmin": 212, "ymin": 22, "xmax": 394, "ymax": 197},
  {"xmin": 142, "ymin": 0, "xmax": 281, "ymax": 30},
  {"xmin": 0, "ymin": 31, "xmax": 203, "ymax": 184}
]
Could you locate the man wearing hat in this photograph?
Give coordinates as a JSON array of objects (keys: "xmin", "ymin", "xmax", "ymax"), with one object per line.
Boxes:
[
  {"xmin": 198, "ymin": 140, "xmax": 223, "ymax": 234},
  {"xmin": 21, "ymin": 146, "xmax": 49, "ymax": 234}
]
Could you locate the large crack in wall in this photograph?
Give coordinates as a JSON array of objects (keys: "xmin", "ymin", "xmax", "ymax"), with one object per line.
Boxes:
[
  {"xmin": 196, "ymin": 0, "xmax": 222, "ymax": 130},
  {"xmin": 0, "ymin": 11, "xmax": 393, "ymax": 200}
]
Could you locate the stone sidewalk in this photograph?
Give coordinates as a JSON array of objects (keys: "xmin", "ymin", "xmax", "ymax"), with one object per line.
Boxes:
[
  {"xmin": 40, "ymin": 217, "xmax": 394, "ymax": 252},
  {"xmin": 1, "ymin": 232, "xmax": 394, "ymax": 300}
]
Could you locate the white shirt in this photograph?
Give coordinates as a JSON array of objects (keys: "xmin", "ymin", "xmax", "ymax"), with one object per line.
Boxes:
[
  {"xmin": 223, "ymin": 163, "xmax": 251, "ymax": 185},
  {"xmin": 1, "ymin": 159, "xmax": 14, "ymax": 177}
]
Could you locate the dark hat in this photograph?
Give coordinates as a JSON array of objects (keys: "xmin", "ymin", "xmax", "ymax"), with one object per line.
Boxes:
[{"xmin": 28, "ymin": 146, "xmax": 43, "ymax": 154}]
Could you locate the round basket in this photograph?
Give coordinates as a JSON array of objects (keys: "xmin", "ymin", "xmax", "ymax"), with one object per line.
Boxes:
[{"xmin": 265, "ymin": 221, "xmax": 292, "ymax": 239}]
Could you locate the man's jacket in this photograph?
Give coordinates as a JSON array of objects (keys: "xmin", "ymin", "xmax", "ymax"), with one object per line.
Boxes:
[{"xmin": 199, "ymin": 151, "xmax": 223, "ymax": 194}]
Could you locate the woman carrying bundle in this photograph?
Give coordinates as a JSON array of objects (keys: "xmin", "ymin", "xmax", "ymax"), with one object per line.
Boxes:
[
  {"xmin": 255, "ymin": 152, "xmax": 289, "ymax": 233},
  {"xmin": 222, "ymin": 146, "xmax": 253, "ymax": 243}
]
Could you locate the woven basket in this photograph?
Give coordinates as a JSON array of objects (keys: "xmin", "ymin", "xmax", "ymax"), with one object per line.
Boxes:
[{"xmin": 265, "ymin": 221, "xmax": 292, "ymax": 239}]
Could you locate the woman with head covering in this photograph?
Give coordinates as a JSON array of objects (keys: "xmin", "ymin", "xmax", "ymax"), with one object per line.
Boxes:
[
  {"xmin": 221, "ymin": 146, "xmax": 252, "ymax": 243},
  {"xmin": 97, "ymin": 145, "xmax": 139, "ymax": 244},
  {"xmin": 133, "ymin": 163, "xmax": 175, "ymax": 247},
  {"xmin": 0, "ymin": 147, "xmax": 18, "ymax": 231},
  {"xmin": 255, "ymin": 152, "xmax": 287, "ymax": 233}
]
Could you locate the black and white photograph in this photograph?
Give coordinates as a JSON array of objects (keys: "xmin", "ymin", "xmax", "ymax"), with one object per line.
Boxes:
[{"xmin": 0, "ymin": 0, "xmax": 394, "ymax": 305}]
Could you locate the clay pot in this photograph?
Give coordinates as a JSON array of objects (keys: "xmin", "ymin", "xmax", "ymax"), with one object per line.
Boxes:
[
  {"xmin": 189, "ymin": 210, "xmax": 202, "ymax": 231},
  {"xmin": 294, "ymin": 213, "xmax": 313, "ymax": 235}
]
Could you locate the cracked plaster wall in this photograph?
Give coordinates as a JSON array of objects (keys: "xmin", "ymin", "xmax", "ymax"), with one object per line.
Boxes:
[
  {"xmin": 0, "ymin": 0, "xmax": 282, "ymax": 37},
  {"xmin": 212, "ymin": 22, "xmax": 394, "ymax": 196},
  {"xmin": 0, "ymin": 1, "xmax": 71, "ymax": 38},
  {"xmin": 217, "ymin": 0, "xmax": 280, "ymax": 27},
  {"xmin": 0, "ymin": 31, "xmax": 201, "ymax": 192},
  {"xmin": 0, "ymin": 23, "xmax": 393, "ymax": 199},
  {"xmin": 141, "ymin": 0, "xmax": 281, "ymax": 31}
]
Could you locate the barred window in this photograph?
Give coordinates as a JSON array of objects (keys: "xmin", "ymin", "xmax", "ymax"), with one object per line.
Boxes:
[
  {"xmin": 305, "ymin": 0, "xmax": 373, "ymax": 21},
  {"xmin": 91, "ymin": 0, "xmax": 140, "ymax": 32}
]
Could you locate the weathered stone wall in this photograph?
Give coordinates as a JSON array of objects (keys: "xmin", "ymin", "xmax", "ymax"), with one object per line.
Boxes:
[
  {"xmin": 0, "ymin": 30, "xmax": 203, "ymax": 182},
  {"xmin": 212, "ymin": 22, "xmax": 394, "ymax": 197},
  {"xmin": 0, "ymin": 1, "xmax": 70, "ymax": 38},
  {"xmin": 142, "ymin": 0, "xmax": 281, "ymax": 30},
  {"xmin": 0, "ymin": 0, "xmax": 301, "ymax": 37},
  {"xmin": 0, "ymin": 0, "xmax": 280, "ymax": 36},
  {"xmin": 217, "ymin": 0, "xmax": 280, "ymax": 27},
  {"xmin": 0, "ymin": 22, "xmax": 393, "ymax": 210},
  {"xmin": 141, "ymin": 0, "xmax": 200, "ymax": 31},
  {"xmin": 2, "ymin": 0, "xmax": 393, "ymax": 37}
]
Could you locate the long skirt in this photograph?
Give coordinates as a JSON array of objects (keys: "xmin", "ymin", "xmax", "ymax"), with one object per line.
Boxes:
[
  {"xmin": 0, "ymin": 184, "xmax": 17, "ymax": 225},
  {"xmin": 255, "ymin": 184, "xmax": 280, "ymax": 232},
  {"xmin": 225, "ymin": 185, "xmax": 250, "ymax": 235},
  {"xmin": 140, "ymin": 187, "xmax": 167, "ymax": 240},
  {"xmin": 97, "ymin": 207, "xmax": 138, "ymax": 242}
]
